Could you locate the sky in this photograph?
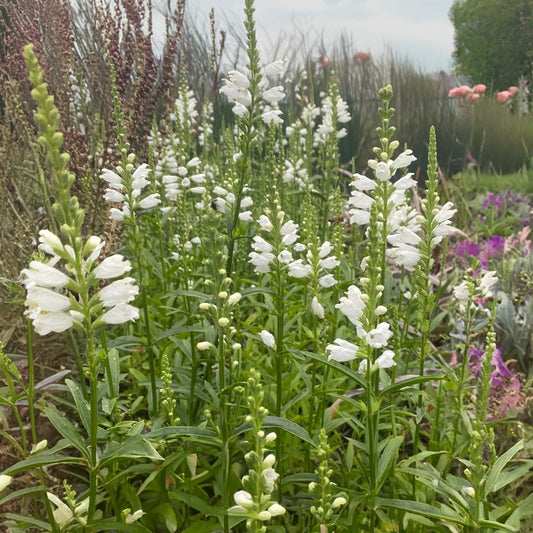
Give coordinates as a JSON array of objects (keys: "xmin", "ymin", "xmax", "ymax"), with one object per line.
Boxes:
[{"xmin": 181, "ymin": 0, "xmax": 457, "ymax": 73}]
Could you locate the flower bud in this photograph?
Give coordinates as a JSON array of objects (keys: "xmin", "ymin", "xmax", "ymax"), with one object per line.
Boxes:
[
  {"xmin": 374, "ymin": 305, "xmax": 387, "ymax": 316},
  {"xmin": 262, "ymin": 454, "xmax": 276, "ymax": 468},
  {"xmin": 462, "ymin": 486, "xmax": 475, "ymax": 497},
  {"xmin": 331, "ymin": 496, "xmax": 347, "ymax": 509},
  {"xmin": 218, "ymin": 291, "xmax": 228, "ymax": 299},
  {"xmin": 267, "ymin": 503, "xmax": 286, "ymax": 516},
  {"xmin": 199, "ymin": 302, "xmax": 212, "ymax": 310},
  {"xmin": 265, "ymin": 432, "xmax": 277, "ymax": 444},
  {"xmin": 234, "ymin": 490, "xmax": 254, "ymax": 510},
  {"xmin": 0, "ymin": 475, "xmax": 13, "ymax": 492},
  {"xmin": 196, "ymin": 341, "xmax": 213, "ymax": 351},
  {"xmin": 232, "ymin": 343, "xmax": 242, "ymax": 350},
  {"xmin": 228, "ymin": 292, "xmax": 242, "ymax": 306},
  {"xmin": 257, "ymin": 511, "xmax": 272, "ymax": 521},
  {"xmin": 218, "ymin": 317, "xmax": 230, "ymax": 327}
]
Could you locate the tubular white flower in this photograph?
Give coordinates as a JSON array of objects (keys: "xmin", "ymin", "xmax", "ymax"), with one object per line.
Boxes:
[
  {"xmin": 262, "ymin": 467, "xmax": 279, "ymax": 492},
  {"xmin": 26, "ymin": 286, "xmax": 70, "ymax": 312},
  {"xmin": 93, "ymin": 255, "xmax": 132, "ymax": 279},
  {"xmin": 479, "ymin": 271, "xmax": 498, "ymax": 296},
  {"xmin": 47, "ymin": 492, "xmax": 73, "ymax": 526},
  {"xmin": 38, "ymin": 229, "xmax": 63, "ymax": 255},
  {"xmin": 258, "ymin": 215, "xmax": 274, "ymax": 232},
  {"xmin": 453, "ymin": 281, "xmax": 470, "ymax": 303},
  {"xmin": 351, "ymin": 174, "xmax": 376, "ymax": 191},
  {"xmin": 336, "ymin": 285, "xmax": 365, "ymax": 328},
  {"xmin": 311, "ymin": 296, "xmax": 325, "ymax": 319},
  {"xmin": 259, "ymin": 330, "xmax": 275, "ymax": 348},
  {"xmin": 138, "ymin": 193, "xmax": 160, "ymax": 209},
  {"xmin": 267, "ymin": 503, "xmax": 286, "ymax": 516},
  {"xmin": 103, "ymin": 189, "xmax": 125, "ymax": 203},
  {"xmin": 375, "ymin": 349, "xmax": 396, "ymax": 369},
  {"xmin": 100, "ymin": 303, "xmax": 139, "ymax": 325},
  {"xmin": 391, "ymin": 149, "xmax": 417, "ymax": 171},
  {"xmin": 99, "ymin": 277, "xmax": 139, "ymax": 307},
  {"xmin": 249, "ymin": 251, "xmax": 275, "ymax": 273},
  {"xmin": 318, "ymin": 241, "xmax": 333, "ymax": 258},
  {"xmin": 252, "ymin": 236, "xmax": 273, "ymax": 254},
  {"xmin": 375, "ymin": 161, "xmax": 391, "ymax": 181},
  {"xmin": 262, "ymin": 86, "xmax": 285, "ymax": 105},
  {"xmin": 326, "ymin": 338, "xmax": 358, "ymax": 362},
  {"xmin": 318, "ymin": 256, "xmax": 340, "ymax": 270},
  {"xmin": 288, "ymin": 259, "xmax": 312, "ymax": 278},
  {"xmin": 364, "ymin": 322, "xmax": 393, "ymax": 348},
  {"xmin": 100, "ymin": 169, "xmax": 123, "ymax": 190},
  {"xmin": 0, "ymin": 475, "xmax": 13, "ymax": 492},
  {"xmin": 21, "ymin": 261, "xmax": 70, "ymax": 289},
  {"xmin": 319, "ymin": 274, "xmax": 337, "ymax": 288}
]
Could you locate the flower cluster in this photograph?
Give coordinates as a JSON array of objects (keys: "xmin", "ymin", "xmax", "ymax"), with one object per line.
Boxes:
[
  {"xmin": 496, "ymin": 86, "xmax": 519, "ymax": 104},
  {"xmin": 162, "ymin": 156, "xmax": 206, "ymax": 203},
  {"xmin": 326, "ymin": 285, "xmax": 395, "ymax": 374},
  {"xmin": 314, "ymin": 90, "xmax": 351, "ymax": 145},
  {"xmin": 101, "ymin": 160, "xmax": 160, "ymax": 221},
  {"xmin": 21, "ymin": 230, "xmax": 139, "ymax": 335},
  {"xmin": 448, "ymin": 84, "xmax": 486, "ymax": 104},
  {"xmin": 220, "ymin": 59, "xmax": 286, "ymax": 124},
  {"xmin": 248, "ymin": 213, "xmax": 302, "ymax": 274}
]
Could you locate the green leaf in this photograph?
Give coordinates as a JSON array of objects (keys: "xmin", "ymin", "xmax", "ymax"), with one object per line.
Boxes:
[
  {"xmin": 65, "ymin": 379, "xmax": 90, "ymax": 435},
  {"xmin": 155, "ymin": 326, "xmax": 208, "ymax": 343},
  {"xmin": 0, "ymin": 486, "xmax": 47, "ymax": 507},
  {"xmin": 233, "ymin": 416, "xmax": 316, "ymax": 447},
  {"xmin": 505, "ymin": 493, "xmax": 533, "ymax": 529},
  {"xmin": 290, "ymin": 349, "xmax": 365, "ymax": 389},
  {"xmin": 492, "ymin": 461, "xmax": 533, "ymax": 493},
  {"xmin": 182, "ymin": 519, "xmax": 221, "ymax": 533},
  {"xmin": 485, "ymin": 440, "xmax": 524, "ymax": 495},
  {"xmin": 1, "ymin": 453, "xmax": 83, "ymax": 476},
  {"xmin": 381, "ymin": 374, "xmax": 444, "ymax": 395},
  {"xmin": 169, "ymin": 490, "xmax": 222, "ymax": 517},
  {"xmin": 100, "ymin": 437, "xmax": 164, "ymax": 466},
  {"xmin": 43, "ymin": 404, "xmax": 89, "ymax": 460},
  {"xmin": 376, "ymin": 498, "xmax": 465, "ymax": 525},
  {"xmin": 153, "ymin": 502, "xmax": 178, "ymax": 533},
  {"xmin": 377, "ymin": 436, "xmax": 404, "ymax": 489},
  {"xmin": 106, "ymin": 347, "xmax": 120, "ymax": 398},
  {"xmin": 147, "ymin": 426, "xmax": 218, "ymax": 441},
  {"xmin": 107, "ymin": 335, "xmax": 143, "ymax": 349},
  {"xmin": 0, "ymin": 513, "xmax": 51, "ymax": 530}
]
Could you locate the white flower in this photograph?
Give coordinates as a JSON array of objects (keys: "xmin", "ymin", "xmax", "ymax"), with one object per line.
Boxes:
[
  {"xmin": 318, "ymin": 256, "xmax": 340, "ymax": 270},
  {"xmin": 262, "ymin": 467, "xmax": 279, "ymax": 492},
  {"xmin": 228, "ymin": 292, "xmax": 242, "ymax": 305},
  {"xmin": 241, "ymin": 196, "xmax": 253, "ymax": 208},
  {"xmin": 394, "ymin": 174, "xmax": 417, "ymax": 190},
  {"xmin": 326, "ymin": 338, "xmax": 358, "ymax": 362},
  {"xmin": 138, "ymin": 193, "xmax": 160, "ymax": 209},
  {"xmin": 125, "ymin": 510, "xmax": 145, "ymax": 524},
  {"xmin": 375, "ymin": 161, "xmax": 391, "ymax": 181},
  {"xmin": 375, "ymin": 349, "xmax": 396, "ymax": 368},
  {"xmin": 277, "ymin": 250, "xmax": 293, "ymax": 264},
  {"xmin": 100, "ymin": 304, "xmax": 139, "ymax": 324},
  {"xmin": 0, "ymin": 475, "xmax": 13, "ymax": 492},
  {"xmin": 259, "ymin": 330, "xmax": 275, "ymax": 348},
  {"xmin": 453, "ymin": 281, "xmax": 470, "ymax": 303},
  {"xmin": 267, "ymin": 503, "xmax": 286, "ymax": 516},
  {"xmin": 258, "ymin": 215, "xmax": 273, "ymax": 232},
  {"xmin": 100, "ymin": 168, "xmax": 123, "ymax": 190},
  {"xmin": 264, "ymin": 59, "xmax": 286, "ymax": 76},
  {"xmin": 288, "ymin": 259, "xmax": 312, "ymax": 278},
  {"xmin": 262, "ymin": 86, "xmax": 285, "ymax": 105},
  {"xmin": 38, "ymin": 229, "xmax": 63, "ymax": 255},
  {"xmin": 331, "ymin": 496, "xmax": 347, "ymax": 508},
  {"xmin": 233, "ymin": 490, "xmax": 254, "ymax": 510},
  {"xmin": 311, "ymin": 296, "xmax": 325, "ymax": 319},
  {"xmin": 388, "ymin": 244, "xmax": 420, "ymax": 269},
  {"xmin": 336, "ymin": 285, "xmax": 365, "ymax": 328},
  {"xmin": 196, "ymin": 341, "xmax": 213, "ymax": 351},
  {"xmin": 103, "ymin": 188, "xmax": 125, "ymax": 203},
  {"xmin": 391, "ymin": 149, "xmax": 416, "ymax": 171},
  {"xmin": 252, "ymin": 236, "xmax": 273, "ymax": 254},
  {"xmin": 99, "ymin": 277, "xmax": 139, "ymax": 307},
  {"xmin": 351, "ymin": 174, "xmax": 376, "ymax": 191},
  {"xmin": 319, "ymin": 274, "xmax": 337, "ymax": 288},
  {"xmin": 349, "ymin": 208, "xmax": 370, "ymax": 225},
  {"xmin": 479, "ymin": 271, "xmax": 498, "ymax": 297},
  {"xmin": 93, "ymin": 255, "xmax": 132, "ymax": 279},
  {"xmin": 364, "ymin": 322, "xmax": 392, "ymax": 348},
  {"xmin": 319, "ymin": 241, "xmax": 333, "ymax": 258},
  {"xmin": 249, "ymin": 252, "xmax": 275, "ymax": 273},
  {"xmin": 26, "ymin": 286, "xmax": 70, "ymax": 312},
  {"xmin": 47, "ymin": 493, "xmax": 73, "ymax": 526},
  {"xmin": 190, "ymin": 186, "xmax": 206, "ymax": 194},
  {"xmin": 21, "ymin": 261, "xmax": 70, "ymax": 289},
  {"xmin": 262, "ymin": 108, "xmax": 284, "ymax": 125}
]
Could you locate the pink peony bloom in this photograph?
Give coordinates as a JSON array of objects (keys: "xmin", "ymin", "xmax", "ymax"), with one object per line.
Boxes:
[
  {"xmin": 466, "ymin": 93, "xmax": 480, "ymax": 104},
  {"xmin": 496, "ymin": 90, "xmax": 511, "ymax": 103},
  {"xmin": 508, "ymin": 86, "xmax": 519, "ymax": 96},
  {"xmin": 353, "ymin": 51, "xmax": 371, "ymax": 64},
  {"xmin": 457, "ymin": 85, "xmax": 473, "ymax": 97},
  {"xmin": 472, "ymin": 84, "xmax": 486, "ymax": 94},
  {"xmin": 320, "ymin": 55, "xmax": 330, "ymax": 68},
  {"xmin": 448, "ymin": 87, "xmax": 461, "ymax": 98}
]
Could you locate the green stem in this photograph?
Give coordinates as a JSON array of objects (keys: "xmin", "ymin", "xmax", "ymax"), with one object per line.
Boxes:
[{"xmin": 87, "ymin": 343, "xmax": 99, "ymax": 525}]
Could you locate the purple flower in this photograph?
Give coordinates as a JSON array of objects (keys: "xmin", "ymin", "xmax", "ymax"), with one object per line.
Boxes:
[
  {"xmin": 485, "ymin": 235, "xmax": 505, "ymax": 256},
  {"xmin": 455, "ymin": 240, "xmax": 480, "ymax": 258}
]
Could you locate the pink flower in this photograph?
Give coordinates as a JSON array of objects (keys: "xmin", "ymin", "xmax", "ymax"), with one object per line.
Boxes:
[
  {"xmin": 448, "ymin": 87, "xmax": 461, "ymax": 98},
  {"xmin": 457, "ymin": 85, "xmax": 473, "ymax": 97},
  {"xmin": 320, "ymin": 55, "xmax": 330, "ymax": 68},
  {"xmin": 466, "ymin": 92, "xmax": 480, "ymax": 104},
  {"xmin": 353, "ymin": 51, "xmax": 371, "ymax": 64},
  {"xmin": 508, "ymin": 86, "xmax": 519, "ymax": 96},
  {"xmin": 496, "ymin": 90, "xmax": 510, "ymax": 103},
  {"xmin": 472, "ymin": 84, "xmax": 486, "ymax": 94}
]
